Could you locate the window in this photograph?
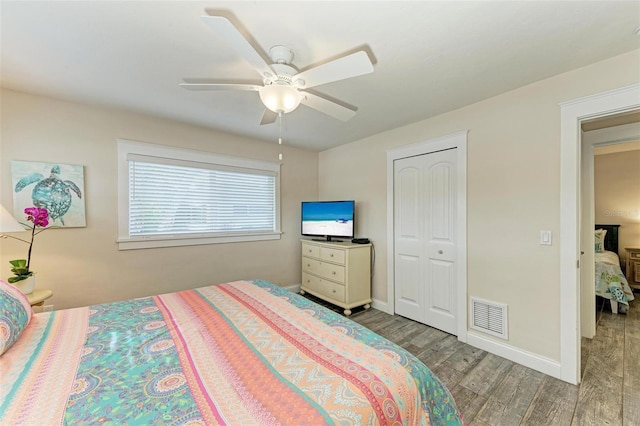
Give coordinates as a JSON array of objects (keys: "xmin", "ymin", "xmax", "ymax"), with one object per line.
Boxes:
[{"xmin": 117, "ymin": 139, "xmax": 281, "ymax": 250}]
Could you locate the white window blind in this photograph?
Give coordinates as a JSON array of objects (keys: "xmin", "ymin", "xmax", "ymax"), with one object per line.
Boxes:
[
  {"xmin": 129, "ymin": 159, "xmax": 276, "ymax": 236},
  {"xmin": 117, "ymin": 139, "xmax": 281, "ymax": 250}
]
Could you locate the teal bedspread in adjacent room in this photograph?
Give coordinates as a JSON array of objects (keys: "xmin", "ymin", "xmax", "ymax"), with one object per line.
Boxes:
[{"xmin": 595, "ymin": 251, "xmax": 635, "ymax": 305}]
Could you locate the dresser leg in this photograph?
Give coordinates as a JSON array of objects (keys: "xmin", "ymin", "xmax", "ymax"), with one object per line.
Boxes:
[
  {"xmin": 299, "ymin": 289, "xmax": 305, "ymax": 295},
  {"xmin": 344, "ymin": 309, "xmax": 352, "ymax": 316},
  {"xmin": 364, "ymin": 304, "xmax": 370, "ymax": 310}
]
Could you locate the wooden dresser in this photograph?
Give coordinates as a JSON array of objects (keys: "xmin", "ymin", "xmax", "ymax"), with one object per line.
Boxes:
[
  {"xmin": 300, "ymin": 239, "xmax": 372, "ymax": 316},
  {"xmin": 626, "ymin": 247, "xmax": 640, "ymax": 290}
]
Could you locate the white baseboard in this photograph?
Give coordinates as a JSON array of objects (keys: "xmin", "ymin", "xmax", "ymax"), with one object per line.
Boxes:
[
  {"xmin": 285, "ymin": 283, "xmax": 301, "ymax": 293},
  {"xmin": 466, "ymin": 331, "xmax": 562, "ymax": 380}
]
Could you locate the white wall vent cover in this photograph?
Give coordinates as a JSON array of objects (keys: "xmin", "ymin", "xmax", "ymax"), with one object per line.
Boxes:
[{"xmin": 470, "ymin": 297, "xmax": 508, "ymax": 340}]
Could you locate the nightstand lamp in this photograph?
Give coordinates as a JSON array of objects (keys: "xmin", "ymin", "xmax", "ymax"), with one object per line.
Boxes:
[{"xmin": 0, "ymin": 204, "xmax": 25, "ymax": 234}]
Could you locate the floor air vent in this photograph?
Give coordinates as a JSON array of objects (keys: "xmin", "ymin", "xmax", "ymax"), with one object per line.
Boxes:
[{"xmin": 470, "ymin": 297, "xmax": 508, "ymax": 340}]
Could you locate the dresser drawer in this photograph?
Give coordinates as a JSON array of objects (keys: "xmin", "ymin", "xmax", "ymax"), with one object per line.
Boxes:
[
  {"xmin": 320, "ymin": 247, "xmax": 346, "ymax": 264},
  {"xmin": 319, "ymin": 262, "xmax": 346, "ymax": 283},
  {"xmin": 317, "ymin": 280, "xmax": 346, "ymax": 302},
  {"xmin": 302, "ymin": 243, "xmax": 320, "ymax": 259},
  {"xmin": 302, "ymin": 258, "xmax": 321, "ymax": 275},
  {"xmin": 302, "ymin": 273, "xmax": 346, "ymax": 302},
  {"xmin": 302, "ymin": 272, "xmax": 322, "ymax": 292},
  {"xmin": 631, "ymin": 251, "xmax": 640, "ymax": 260}
]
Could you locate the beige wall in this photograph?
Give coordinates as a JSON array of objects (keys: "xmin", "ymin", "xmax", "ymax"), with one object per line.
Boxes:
[
  {"xmin": 595, "ymin": 149, "xmax": 640, "ymax": 258},
  {"xmin": 0, "ymin": 89, "xmax": 318, "ymax": 310},
  {"xmin": 319, "ymin": 50, "xmax": 640, "ymax": 361}
]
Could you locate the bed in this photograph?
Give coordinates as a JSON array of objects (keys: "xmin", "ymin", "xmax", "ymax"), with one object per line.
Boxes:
[
  {"xmin": 595, "ymin": 224, "xmax": 635, "ymax": 314},
  {"xmin": 0, "ymin": 279, "xmax": 464, "ymax": 425}
]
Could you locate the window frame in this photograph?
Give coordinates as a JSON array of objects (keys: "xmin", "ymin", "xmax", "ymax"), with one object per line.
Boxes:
[{"xmin": 117, "ymin": 139, "xmax": 281, "ymax": 250}]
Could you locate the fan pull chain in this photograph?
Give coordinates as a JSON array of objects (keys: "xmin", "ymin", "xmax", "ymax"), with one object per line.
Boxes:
[{"xmin": 278, "ymin": 111, "xmax": 283, "ymax": 161}]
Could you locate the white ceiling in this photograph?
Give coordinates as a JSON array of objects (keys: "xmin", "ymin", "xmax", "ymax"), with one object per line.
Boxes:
[{"xmin": 2, "ymin": 1, "xmax": 639, "ymax": 151}]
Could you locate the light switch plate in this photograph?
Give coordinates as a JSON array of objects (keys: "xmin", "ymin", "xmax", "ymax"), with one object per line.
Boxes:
[{"xmin": 540, "ymin": 230, "xmax": 552, "ymax": 245}]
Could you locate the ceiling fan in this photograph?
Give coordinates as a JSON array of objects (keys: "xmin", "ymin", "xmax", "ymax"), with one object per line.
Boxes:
[{"xmin": 180, "ymin": 15, "xmax": 374, "ymax": 125}]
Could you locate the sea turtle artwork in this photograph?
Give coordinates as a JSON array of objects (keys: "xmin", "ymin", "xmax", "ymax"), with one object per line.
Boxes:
[{"xmin": 15, "ymin": 165, "xmax": 83, "ymax": 226}]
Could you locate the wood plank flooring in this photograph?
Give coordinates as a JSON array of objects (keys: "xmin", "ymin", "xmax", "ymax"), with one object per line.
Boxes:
[{"xmin": 340, "ymin": 295, "xmax": 640, "ymax": 425}]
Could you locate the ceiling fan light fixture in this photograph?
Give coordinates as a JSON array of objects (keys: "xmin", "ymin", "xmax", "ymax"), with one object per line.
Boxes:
[{"xmin": 259, "ymin": 83, "xmax": 302, "ymax": 113}]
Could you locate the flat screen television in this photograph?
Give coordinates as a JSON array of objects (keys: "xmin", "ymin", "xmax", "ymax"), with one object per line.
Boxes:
[{"xmin": 301, "ymin": 200, "xmax": 354, "ymax": 242}]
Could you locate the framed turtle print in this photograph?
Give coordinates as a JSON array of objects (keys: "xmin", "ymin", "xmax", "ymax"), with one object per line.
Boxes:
[{"xmin": 11, "ymin": 161, "xmax": 86, "ymax": 228}]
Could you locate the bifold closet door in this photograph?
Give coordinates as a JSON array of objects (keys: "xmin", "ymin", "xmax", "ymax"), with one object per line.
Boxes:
[{"xmin": 393, "ymin": 148, "xmax": 457, "ymax": 335}]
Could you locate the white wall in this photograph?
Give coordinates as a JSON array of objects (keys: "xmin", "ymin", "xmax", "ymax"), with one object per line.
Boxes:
[
  {"xmin": 318, "ymin": 50, "xmax": 640, "ymax": 362},
  {"xmin": 0, "ymin": 89, "xmax": 318, "ymax": 310}
]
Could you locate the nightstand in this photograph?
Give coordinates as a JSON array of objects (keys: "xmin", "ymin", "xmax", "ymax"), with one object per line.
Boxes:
[
  {"xmin": 26, "ymin": 288, "xmax": 53, "ymax": 307},
  {"xmin": 626, "ymin": 247, "xmax": 640, "ymax": 291}
]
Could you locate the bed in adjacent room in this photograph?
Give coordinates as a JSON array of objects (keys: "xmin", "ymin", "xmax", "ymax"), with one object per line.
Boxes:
[
  {"xmin": 0, "ymin": 279, "xmax": 464, "ymax": 425},
  {"xmin": 595, "ymin": 224, "xmax": 635, "ymax": 314}
]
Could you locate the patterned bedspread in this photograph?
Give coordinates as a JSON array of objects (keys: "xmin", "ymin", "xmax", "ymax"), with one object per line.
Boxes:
[
  {"xmin": 1, "ymin": 280, "xmax": 463, "ymax": 425},
  {"xmin": 595, "ymin": 251, "xmax": 635, "ymax": 305}
]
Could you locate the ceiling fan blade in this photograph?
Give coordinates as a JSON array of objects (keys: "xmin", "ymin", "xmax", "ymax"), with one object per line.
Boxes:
[
  {"xmin": 260, "ymin": 109, "xmax": 278, "ymax": 125},
  {"xmin": 301, "ymin": 92, "xmax": 357, "ymax": 121},
  {"xmin": 294, "ymin": 51, "xmax": 373, "ymax": 89},
  {"xmin": 201, "ymin": 16, "xmax": 274, "ymax": 79},
  {"xmin": 180, "ymin": 83, "xmax": 260, "ymax": 92}
]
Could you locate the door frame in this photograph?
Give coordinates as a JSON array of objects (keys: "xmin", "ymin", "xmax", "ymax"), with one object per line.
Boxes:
[
  {"xmin": 559, "ymin": 83, "xmax": 640, "ymax": 384},
  {"xmin": 386, "ymin": 130, "xmax": 468, "ymax": 342}
]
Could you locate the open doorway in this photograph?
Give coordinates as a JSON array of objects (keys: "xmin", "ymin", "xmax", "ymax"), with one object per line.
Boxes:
[
  {"xmin": 580, "ymin": 112, "xmax": 640, "ymax": 338},
  {"xmin": 579, "ymin": 114, "xmax": 640, "ymax": 378},
  {"xmin": 559, "ymin": 83, "xmax": 640, "ymax": 385}
]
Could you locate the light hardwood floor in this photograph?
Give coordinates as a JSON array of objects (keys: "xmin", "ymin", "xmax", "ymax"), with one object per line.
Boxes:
[{"xmin": 342, "ymin": 295, "xmax": 640, "ymax": 425}]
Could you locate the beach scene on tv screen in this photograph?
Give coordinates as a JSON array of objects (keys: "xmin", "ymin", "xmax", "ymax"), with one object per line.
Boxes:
[{"xmin": 302, "ymin": 202, "xmax": 353, "ymax": 237}]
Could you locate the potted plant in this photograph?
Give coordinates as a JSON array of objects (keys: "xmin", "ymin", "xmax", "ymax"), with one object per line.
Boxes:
[
  {"xmin": 8, "ymin": 259, "xmax": 32, "ymax": 283},
  {"xmin": 5, "ymin": 207, "xmax": 50, "ymax": 293}
]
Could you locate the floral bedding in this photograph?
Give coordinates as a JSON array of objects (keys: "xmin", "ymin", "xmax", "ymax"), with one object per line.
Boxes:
[
  {"xmin": 0, "ymin": 279, "xmax": 463, "ymax": 425},
  {"xmin": 595, "ymin": 251, "xmax": 635, "ymax": 305}
]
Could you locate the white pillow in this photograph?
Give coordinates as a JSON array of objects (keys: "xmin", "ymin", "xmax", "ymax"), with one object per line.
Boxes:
[{"xmin": 594, "ymin": 228, "xmax": 607, "ymax": 253}]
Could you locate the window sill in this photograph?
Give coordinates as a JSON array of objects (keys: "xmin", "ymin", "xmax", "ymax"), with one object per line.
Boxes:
[{"xmin": 117, "ymin": 231, "xmax": 281, "ymax": 250}]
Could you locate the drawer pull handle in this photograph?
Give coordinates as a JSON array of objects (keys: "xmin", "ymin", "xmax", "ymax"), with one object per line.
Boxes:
[
  {"xmin": 332, "ymin": 289, "xmax": 336, "ymax": 293},
  {"xmin": 438, "ymin": 250, "xmax": 443, "ymax": 254},
  {"xmin": 330, "ymin": 254, "xmax": 334, "ymax": 257},
  {"xmin": 332, "ymin": 271, "xmax": 336, "ymax": 275}
]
